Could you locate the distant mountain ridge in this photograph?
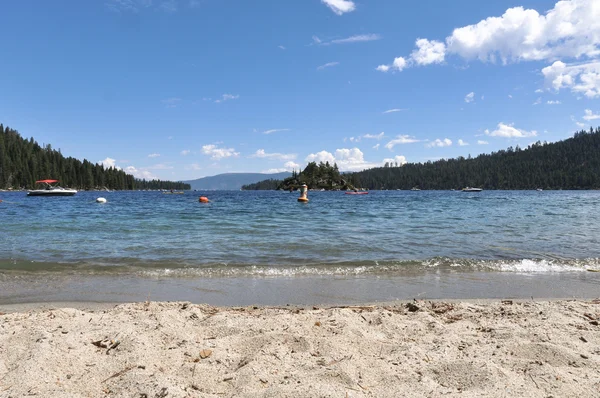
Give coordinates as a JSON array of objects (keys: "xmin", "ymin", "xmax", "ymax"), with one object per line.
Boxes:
[{"xmin": 183, "ymin": 172, "xmax": 291, "ymax": 190}]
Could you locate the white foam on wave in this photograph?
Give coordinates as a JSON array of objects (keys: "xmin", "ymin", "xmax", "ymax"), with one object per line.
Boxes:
[{"xmin": 491, "ymin": 259, "xmax": 590, "ymax": 273}]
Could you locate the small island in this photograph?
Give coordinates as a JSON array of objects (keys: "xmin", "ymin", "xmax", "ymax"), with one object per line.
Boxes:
[{"xmin": 242, "ymin": 161, "xmax": 363, "ymax": 191}]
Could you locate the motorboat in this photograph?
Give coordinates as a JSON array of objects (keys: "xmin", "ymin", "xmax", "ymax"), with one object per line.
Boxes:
[
  {"xmin": 345, "ymin": 191, "xmax": 369, "ymax": 195},
  {"xmin": 462, "ymin": 187, "xmax": 482, "ymax": 192},
  {"xmin": 27, "ymin": 180, "xmax": 77, "ymax": 196}
]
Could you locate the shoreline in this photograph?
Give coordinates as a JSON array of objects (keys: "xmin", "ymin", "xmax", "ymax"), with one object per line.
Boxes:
[{"xmin": 1, "ymin": 299, "xmax": 599, "ymax": 397}]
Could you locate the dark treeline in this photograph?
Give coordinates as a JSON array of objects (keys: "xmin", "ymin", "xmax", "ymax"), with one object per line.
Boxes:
[
  {"xmin": 241, "ymin": 179, "xmax": 280, "ymax": 190},
  {"xmin": 353, "ymin": 127, "xmax": 600, "ymax": 190},
  {"xmin": 0, "ymin": 124, "xmax": 190, "ymax": 190}
]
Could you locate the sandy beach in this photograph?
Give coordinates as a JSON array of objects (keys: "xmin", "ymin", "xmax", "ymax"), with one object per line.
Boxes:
[{"xmin": 1, "ymin": 299, "xmax": 599, "ymax": 397}]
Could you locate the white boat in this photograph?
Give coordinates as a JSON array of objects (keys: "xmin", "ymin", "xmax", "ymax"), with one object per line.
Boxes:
[
  {"xmin": 462, "ymin": 187, "xmax": 482, "ymax": 192},
  {"xmin": 27, "ymin": 179, "xmax": 77, "ymax": 196}
]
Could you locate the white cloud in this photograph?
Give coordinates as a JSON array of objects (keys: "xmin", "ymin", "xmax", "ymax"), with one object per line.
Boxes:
[
  {"xmin": 384, "ymin": 135, "xmax": 420, "ymax": 150},
  {"xmin": 262, "ymin": 128, "xmax": 290, "ymax": 135},
  {"xmin": 97, "ymin": 157, "xmax": 120, "ymax": 170},
  {"xmin": 312, "ymin": 35, "xmax": 322, "ymax": 44},
  {"xmin": 146, "ymin": 163, "xmax": 174, "ymax": 170},
  {"xmin": 186, "ymin": 163, "xmax": 202, "ymax": 171},
  {"xmin": 305, "ymin": 150, "xmax": 335, "ymax": 164},
  {"xmin": 377, "ymin": 0, "xmax": 600, "ymax": 83},
  {"xmin": 373, "ymin": 143, "xmax": 380, "ymax": 150},
  {"xmin": 251, "ymin": 149, "xmax": 296, "ymax": 161},
  {"xmin": 426, "ymin": 138, "xmax": 453, "ymax": 148},
  {"xmin": 284, "ymin": 161, "xmax": 300, "ymax": 170},
  {"xmin": 162, "ymin": 97, "xmax": 181, "ymax": 108},
  {"xmin": 180, "ymin": 150, "xmax": 191, "ymax": 156},
  {"xmin": 464, "ymin": 92, "xmax": 475, "ymax": 103},
  {"xmin": 546, "ymin": 100, "xmax": 561, "ymax": 104},
  {"xmin": 363, "ymin": 132, "xmax": 385, "ymax": 140},
  {"xmin": 278, "ymin": 45, "xmax": 286, "ymax": 50},
  {"xmin": 334, "ymin": 148, "xmax": 379, "ymax": 171},
  {"xmin": 533, "ymin": 97, "xmax": 542, "ymax": 105},
  {"xmin": 542, "ymin": 60, "xmax": 600, "ymax": 98},
  {"xmin": 535, "ymin": 89, "xmax": 544, "ymax": 93},
  {"xmin": 214, "ymin": 94, "xmax": 239, "ymax": 103},
  {"xmin": 327, "ymin": 34, "xmax": 381, "ymax": 45},
  {"xmin": 317, "ymin": 61, "xmax": 340, "ymax": 70},
  {"xmin": 123, "ymin": 166, "xmax": 157, "ymax": 180},
  {"xmin": 485, "ymin": 122, "xmax": 537, "ymax": 138},
  {"xmin": 477, "ymin": 140, "xmax": 489, "ymax": 145},
  {"xmin": 321, "ymin": 0, "xmax": 355, "ymax": 15},
  {"xmin": 148, "ymin": 153, "xmax": 160, "ymax": 158},
  {"xmin": 458, "ymin": 139, "xmax": 469, "ymax": 146},
  {"xmin": 411, "ymin": 38, "xmax": 446, "ymax": 65},
  {"xmin": 382, "ymin": 108, "xmax": 406, "ymax": 114},
  {"xmin": 383, "ymin": 156, "xmax": 407, "ymax": 166},
  {"xmin": 376, "ymin": 57, "xmax": 407, "ymax": 73},
  {"xmin": 201, "ymin": 144, "xmax": 240, "ymax": 160},
  {"xmin": 583, "ymin": 109, "xmax": 600, "ymax": 120},
  {"xmin": 508, "ymin": 94, "xmax": 513, "ymax": 98}
]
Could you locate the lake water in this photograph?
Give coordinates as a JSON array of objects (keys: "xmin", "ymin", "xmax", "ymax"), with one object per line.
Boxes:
[{"xmin": 1, "ymin": 190, "xmax": 599, "ymax": 305}]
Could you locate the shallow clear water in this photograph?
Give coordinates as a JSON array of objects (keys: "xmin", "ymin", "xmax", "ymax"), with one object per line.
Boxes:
[{"xmin": 2, "ymin": 190, "xmax": 599, "ymax": 276}]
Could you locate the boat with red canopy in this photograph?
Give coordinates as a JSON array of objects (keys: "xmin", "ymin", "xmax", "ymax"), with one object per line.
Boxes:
[{"xmin": 27, "ymin": 180, "xmax": 77, "ymax": 196}]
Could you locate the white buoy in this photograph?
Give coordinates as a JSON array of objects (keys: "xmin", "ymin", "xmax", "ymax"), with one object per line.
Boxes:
[{"xmin": 96, "ymin": 197, "xmax": 107, "ymax": 203}]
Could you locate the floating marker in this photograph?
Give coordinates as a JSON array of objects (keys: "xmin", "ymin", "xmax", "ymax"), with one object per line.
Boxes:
[{"xmin": 96, "ymin": 197, "xmax": 107, "ymax": 203}]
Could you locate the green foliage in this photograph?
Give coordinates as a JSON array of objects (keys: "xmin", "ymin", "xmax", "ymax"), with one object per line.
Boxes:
[
  {"xmin": 0, "ymin": 124, "xmax": 190, "ymax": 190},
  {"xmin": 245, "ymin": 161, "xmax": 354, "ymax": 191},
  {"xmin": 241, "ymin": 179, "xmax": 281, "ymax": 190},
  {"xmin": 351, "ymin": 127, "xmax": 600, "ymax": 190}
]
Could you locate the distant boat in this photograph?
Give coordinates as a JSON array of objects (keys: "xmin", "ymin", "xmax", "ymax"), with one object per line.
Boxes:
[
  {"xmin": 411, "ymin": 187, "xmax": 421, "ymax": 191},
  {"xmin": 537, "ymin": 188, "xmax": 543, "ymax": 191},
  {"xmin": 462, "ymin": 187, "xmax": 482, "ymax": 192},
  {"xmin": 27, "ymin": 180, "xmax": 77, "ymax": 196},
  {"xmin": 345, "ymin": 191, "xmax": 369, "ymax": 195}
]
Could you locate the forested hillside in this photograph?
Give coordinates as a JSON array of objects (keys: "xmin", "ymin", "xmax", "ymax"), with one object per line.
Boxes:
[
  {"xmin": 0, "ymin": 124, "xmax": 190, "ymax": 190},
  {"xmin": 243, "ymin": 127, "xmax": 600, "ymax": 190},
  {"xmin": 353, "ymin": 127, "xmax": 600, "ymax": 190}
]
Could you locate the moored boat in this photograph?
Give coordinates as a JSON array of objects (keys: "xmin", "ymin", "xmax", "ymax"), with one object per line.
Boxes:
[
  {"xmin": 462, "ymin": 187, "xmax": 482, "ymax": 192},
  {"xmin": 27, "ymin": 180, "xmax": 77, "ymax": 196}
]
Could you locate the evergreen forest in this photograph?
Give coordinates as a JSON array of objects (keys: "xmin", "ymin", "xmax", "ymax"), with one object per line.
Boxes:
[
  {"xmin": 0, "ymin": 124, "xmax": 190, "ymax": 190},
  {"xmin": 244, "ymin": 127, "xmax": 600, "ymax": 190}
]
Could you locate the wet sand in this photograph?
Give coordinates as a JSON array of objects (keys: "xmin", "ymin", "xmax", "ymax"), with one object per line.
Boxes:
[{"xmin": 1, "ymin": 299, "xmax": 599, "ymax": 397}]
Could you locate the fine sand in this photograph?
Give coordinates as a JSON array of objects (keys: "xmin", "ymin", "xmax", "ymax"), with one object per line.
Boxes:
[{"xmin": 1, "ymin": 300, "xmax": 599, "ymax": 397}]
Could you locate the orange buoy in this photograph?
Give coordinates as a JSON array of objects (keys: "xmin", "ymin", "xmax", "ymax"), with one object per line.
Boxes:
[{"xmin": 199, "ymin": 196, "xmax": 209, "ymax": 203}]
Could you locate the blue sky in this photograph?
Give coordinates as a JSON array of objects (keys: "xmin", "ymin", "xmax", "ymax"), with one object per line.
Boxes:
[{"xmin": 1, "ymin": 0, "xmax": 599, "ymax": 180}]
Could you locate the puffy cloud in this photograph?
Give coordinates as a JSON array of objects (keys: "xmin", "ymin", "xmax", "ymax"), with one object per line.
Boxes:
[
  {"xmin": 583, "ymin": 109, "xmax": 600, "ymax": 120},
  {"xmin": 214, "ymin": 94, "xmax": 239, "ymax": 103},
  {"xmin": 547, "ymin": 100, "xmax": 561, "ymax": 104},
  {"xmin": 382, "ymin": 155, "xmax": 407, "ymax": 166},
  {"xmin": 321, "ymin": 0, "xmax": 355, "ymax": 15},
  {"xmin": 384, "ymin": 135, "xmax": 420, "ymax": 150},
  {"xmin": 376, "ymin": 57, "xmax": 407, "ymax": 73},
  {"xmin": 411, "ymin": 38, "xmax": 446, "ymax": 65},
  {"xmin": 201, "ymin": 144, "xmax": 240, "ymax": 160},
  {"xmin": 251, "ymin": 149, "xmax": 296, "ymax": 161},
  {"xmin": 377, "ymin": 0, "xmax": 600, "ymax": 84},
  {"xmin": 284, "ymin": 161, "xmax": 300, "ymax": 170},
  {"xmin": 477, "ymin": 140, "xmax": 489, "ymax": 145},
  {"xmin": 305, "ymin": 150, "xmax": 335, "ymax": 164},
  {"xmin": 464, "ymin": 92, "xmax": 475, "ymax": 103},
  {"xmin": 97, "ymin": 157, "xmax": 120, "ymax": 170},
  {"xmin": 426, "ymin": 138, "xmax": 453, "ymax": 148},
  {"xmin": 373, "ymin": 143, "xmax": 380, "ymax": 150},
  {"xmin": 485, "ymin": 122, "xmax": 537, "ymax": 138},
  {"xmin": 446, "ymin": 0, "xmax": 600, "ymax": 63},
  {"xmin": 571, "ymin": 115, "xmax": 586, "ymax": 127},
  {"xmin": 542, "ymin": 60, "xmax": 600, "ymax": 98},
  {"xmin": 123, "ymin": 166, "xmax": 156, "ymax": 180},
  {"xmin": 458, "ymin": 139, "xmax": 469, "ymax": 146}
]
